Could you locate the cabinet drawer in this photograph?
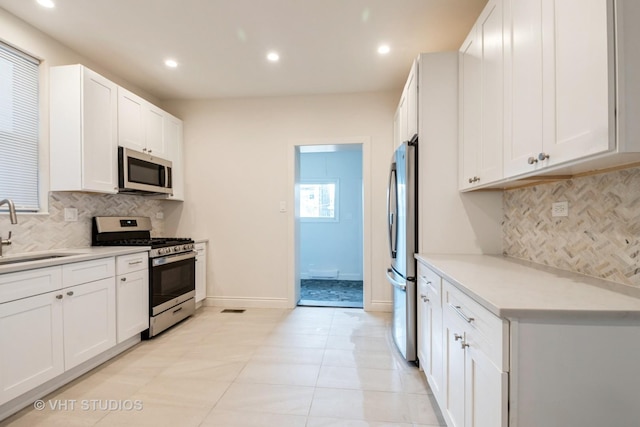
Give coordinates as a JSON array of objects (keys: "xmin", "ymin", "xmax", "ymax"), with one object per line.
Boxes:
[
  {"xmin": 116, "ymin": 252, "xmax": 148, "ymax": 275},
  {"xmin": 444, "ymin": 280, "xmax": 508, "ymax": 370},
  {"xmin": 62, "ymin": 258, "xmax": 115, "ymax": 287},
  {"xmin": 0, "ymin": 267, "xmax": 62, "ymax": 304},
  {"xmin": 417, "ymin": 263, "xmax": 442, "ymax": 306}
]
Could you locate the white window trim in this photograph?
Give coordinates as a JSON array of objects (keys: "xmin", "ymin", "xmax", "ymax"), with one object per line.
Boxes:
[{"xmin": 299, "ymin": 179, "xmax": 339, "ymax": 223}]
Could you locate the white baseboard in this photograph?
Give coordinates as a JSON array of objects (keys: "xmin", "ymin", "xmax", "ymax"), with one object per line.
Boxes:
[{"xmin": 366, "ymin": 300, "xmax": 393, "ymax": 312}]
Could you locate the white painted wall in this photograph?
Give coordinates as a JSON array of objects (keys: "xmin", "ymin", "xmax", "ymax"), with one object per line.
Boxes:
[
  {"xmin": 162, "ymin": 92, "xmax": 397, "ymax": 310},
  {"xmin": 299, "ymin": 150, "xmax": 363, "ymax": 281}
]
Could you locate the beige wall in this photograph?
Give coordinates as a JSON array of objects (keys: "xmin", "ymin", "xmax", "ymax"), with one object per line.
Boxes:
[{"xmin": 163, "ymin": 93, "xmax": 398, "ymax": 310}]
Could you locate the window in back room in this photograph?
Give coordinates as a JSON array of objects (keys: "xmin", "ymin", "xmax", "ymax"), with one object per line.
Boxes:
[
  {"xmin": 0, "ymin": 41, "xmax": 40, "ymax": 212},
  {"xmin": 299, "ymin": 180, "xmax": 338, "ymax": 221}
]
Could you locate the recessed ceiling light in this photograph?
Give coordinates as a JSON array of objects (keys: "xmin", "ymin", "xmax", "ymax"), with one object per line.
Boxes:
[
  {"xmin": 36, "ymin": 0, "xmax": 55, "ymax": 8},
  {"xmin": 164, "ymin": 59, "xmax": 178, "ymax": 68},
  {"xmin": 267, "ymin": 52, "xmax": 280, "ymax": 62},
  {"xmin": 378, "ymin": 44, "xmax": 390, "ymax": 55}
]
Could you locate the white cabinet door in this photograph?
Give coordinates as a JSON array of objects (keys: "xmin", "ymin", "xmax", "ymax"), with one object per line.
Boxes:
[
  {"xmin": 81, "ymin": 68, "xmax": 119, "ymax": 193},
  {"xmin": 117, "ymin": 87, "xmax": 169, "ymax": 158},
  {"xmin": 542, "ymin": 0, "xmax": 611, "ymax": 165},
  {"xmin": 465, "ymin": 344, "xmax": 508, "ymax": 427},
  {"xmin": 50, "ymin": 65, "xmax": 118, "ymax": 194},
  {"xmin": 0, "ymin": 292, "xmax": 64, "ymax": 404},
  {"xmin": 397, "ymin": 91, "xmax": 408, "ymax": 147},
  {"xmin": 406, "ymin": 59, "xmax": 419, "ymax": 139},
  {"xmin": 164, "ymin": 113, "xmax": 184, "ymax": 201},
  {"xmin": 477, "ymin": 0, "xmax": 504, "ymax": 184},
  {"xmin": 116, "ymin": 269, "xmax": 149, "ymax": 343},
  {"xmin": 145, "ymin": 104, "xmax": 166, "ymax": 157},
  {"xmin": 63, "ymin": 278, "xmax": 116, "ymax": 370},
  {"xmin": 444, "ymin": 312, "xmax": 466, "ymax": 427},
  {"xmin": 195, "ymin": 242, "xmax": 207, "ymax": 303},
  {"xmin": 417, "ymin": 274, "xmax": 443, "ymax": 398},
  {"xmin": 459, "ymin": 26, "xmax": 481, "ymax": 190},
  {"xmin": 117, "ymin": 87, "xmax": 146, "ymax": 153},
  {"xmin": 504, "ymin": 0, "xmax": 545, "ymax": 176}
]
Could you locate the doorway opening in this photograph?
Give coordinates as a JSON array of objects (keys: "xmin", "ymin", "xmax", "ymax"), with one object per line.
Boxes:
[{"xmin": 295, "ymin": 144, "xmax": 364, "ymax": 308}]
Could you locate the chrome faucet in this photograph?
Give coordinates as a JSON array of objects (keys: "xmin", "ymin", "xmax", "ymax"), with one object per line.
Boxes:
[{"xmin": 0, "ymin": 199, "xmax": 18, "ymax": 257}]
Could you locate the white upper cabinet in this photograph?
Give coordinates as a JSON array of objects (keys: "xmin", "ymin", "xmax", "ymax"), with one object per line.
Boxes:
[
  {"xmin": 163, "ymin": 113, "xmax": 185, "ymax": 201},
  {"xmin": 394, "ymin": 59, "xmax": 419, "ymax": 148},
  {"xmin": 504, "ymin": 0, "xmax": 611, "ymax": 177},
  {"xmin": 459, "ymin": 0, "xmax": 504, "ymax": 190},
  {"xmin": 406, "ymin": 59, "xmax": 419, "ymax": 140},
  {"xmin": 50, "ymin": 65, "xmax": 118, "ymax": 193},
  {"xmin": 117, "ymin": 87, "xmax": 167, "ymax": 158}
]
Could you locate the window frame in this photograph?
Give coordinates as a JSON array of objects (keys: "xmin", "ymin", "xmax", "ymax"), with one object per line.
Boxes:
[
  {"xmin": 0, "ymin": 40, "xmax": 43, "ymax": 213},
  {"xmin": 299, "ymin": 179, "xmax": 340, "ymax": 223}
]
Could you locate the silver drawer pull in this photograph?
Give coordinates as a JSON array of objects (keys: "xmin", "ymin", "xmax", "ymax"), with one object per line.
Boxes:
[
  {"xmin": 450, "ymin": 303, "xmax": 474, "ymax": 323},
  {"xmin": 128, "ymin": 260, "xmax": 143, "ymax": 265},
  {"xmin": 420, "ymin": 294, "xmax": 429, "ymax": 303}
]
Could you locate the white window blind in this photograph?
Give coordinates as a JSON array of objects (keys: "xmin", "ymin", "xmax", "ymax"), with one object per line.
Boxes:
[{"xmin": 0, "ymin": 42, "xmax": 39, "ymax": 212}]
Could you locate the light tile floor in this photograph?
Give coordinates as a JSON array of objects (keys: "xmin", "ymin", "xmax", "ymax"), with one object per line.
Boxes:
[{"xmin": 0, "ymin": 307, "xmax": 445, "ymax": 427}]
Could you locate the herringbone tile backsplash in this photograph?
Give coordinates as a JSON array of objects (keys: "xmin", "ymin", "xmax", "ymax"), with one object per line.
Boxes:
[
  {"xmin": 503, "ymin": 166, "xmax": 640, "ymax": 287},
  {"xmin": 0, "ymin": 192, "xmax": 165, "ymax": 254}
]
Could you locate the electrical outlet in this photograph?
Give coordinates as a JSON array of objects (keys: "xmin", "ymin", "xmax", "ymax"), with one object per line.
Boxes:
[
  {"xmin": 552, "ymin": 201, "xmax": 568, "ymax": 217},
  {"xmin": 64, "ymin": 208, "xmax": 78, "ymax": 222}
]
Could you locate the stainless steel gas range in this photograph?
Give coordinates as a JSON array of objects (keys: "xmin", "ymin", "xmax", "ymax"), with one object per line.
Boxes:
[{"xmin": 92, "ymin": 216, "xmax": 196, "ymax": 338}]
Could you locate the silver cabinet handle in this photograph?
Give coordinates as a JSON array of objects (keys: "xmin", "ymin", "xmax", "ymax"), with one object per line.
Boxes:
[
  {"xmin": 121, "ymin": 277, "xmax": 127, "ymax": 281},
  {"xmin": 450, "ymin": 304, "xmax": 474, "ymax": 323},
  {"xmin": 454, "ymin": 333, "xmax": 463, "ymax": 341},
  {"xmin": 67, "ymin": 291, "xmax": 74, "ymax": 296},
  {"xmin": 461, "ymin": 341, "xmax": 470, "ymax": 349},
  {"xmin": 128, "ymin": 260, "xmax": 143, "ymax": 265},
  {"xmin": 538, "ymin": 152, "xmax": 550, "ymax": 161},
  {"xmin": 528, "ymin": 156, "xmax": 538, "ymax": 164},
  {"xmin": 420, "ymin": 294, "xmax": 429, "ymax": 303},
  {"xmin": 56, "ymin": 294, "xmax": 63, "ymax": 300}
]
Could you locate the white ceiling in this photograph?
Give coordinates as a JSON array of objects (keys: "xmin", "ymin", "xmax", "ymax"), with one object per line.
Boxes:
[{"xmin": 0, "ymin": 0, "xmax": 487, "ymax": 100}]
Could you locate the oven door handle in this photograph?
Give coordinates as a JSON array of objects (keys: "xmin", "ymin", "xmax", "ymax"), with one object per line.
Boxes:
[{"xmin": 152, "ymin": 251, "xmax": 196, "ymax": 266}]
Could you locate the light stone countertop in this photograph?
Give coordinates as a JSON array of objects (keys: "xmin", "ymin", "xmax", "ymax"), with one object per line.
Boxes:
[
  {"xmin": 415, "ymin": 253, "xmax": 640, "ymax": 319},
  {"xmin": 0, "ymin": 247, "xmax": 150, "ymax": 275}
]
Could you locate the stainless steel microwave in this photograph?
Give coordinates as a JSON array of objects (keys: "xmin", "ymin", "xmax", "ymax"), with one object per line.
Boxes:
[{"xmin": 118, "ymin": 147, "xmax": 172, "ymax": 195}]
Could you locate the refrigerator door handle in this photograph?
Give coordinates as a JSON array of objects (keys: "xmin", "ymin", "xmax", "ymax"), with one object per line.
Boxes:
[
  {"xmin": 387, "ymin": 163, "xmax": 398, "ymax": 259},
  {"xmin": 386, "ymin": 268, "xmax": 406, "ymax": 291}
]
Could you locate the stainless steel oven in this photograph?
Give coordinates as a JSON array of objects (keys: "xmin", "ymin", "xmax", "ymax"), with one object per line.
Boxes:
[{"xmin": 148, "ymin": 250, "xmax": 196, "ymax": 337}]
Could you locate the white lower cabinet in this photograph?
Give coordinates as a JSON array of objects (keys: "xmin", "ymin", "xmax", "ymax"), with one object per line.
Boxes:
[
  {"xmin": 62, "ymin": 278, "xmax": 116, "ymax": 370},
  {"xmin": 442, "ymin": 281, "xmax": 508, "ymax": 427},
  {"xmin": 0, "ymin": 257, "xmax": 118, "ymax": 406},
  {"xmin": 417, "ymin": 264, "xmax": 443, "ymax": 397},
  {"xmin": 418, "ymin": 262, "xmax": 508, "ymax": 427},
  {"xmin": 0, "ymin": 291, "xmax": 64, "ymax": 404},
  {"xmin": 195, "ymin": 242, "xmax": 207, "ymax": 303},
  {"xmin": 115, "ymin": 252, "xmax": 149, "ymax": 342}
]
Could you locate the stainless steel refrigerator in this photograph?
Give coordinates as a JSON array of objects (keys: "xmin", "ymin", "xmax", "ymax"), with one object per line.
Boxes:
[{"xmin": 386, "ymin": 135, "xmax": 418, "ymax": 362}]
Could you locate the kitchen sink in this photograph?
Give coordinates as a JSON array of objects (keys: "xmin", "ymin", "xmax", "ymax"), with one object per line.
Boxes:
[{"xmin": 0, "ymin": 253, "xmax": 77, "ymax": 265}]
